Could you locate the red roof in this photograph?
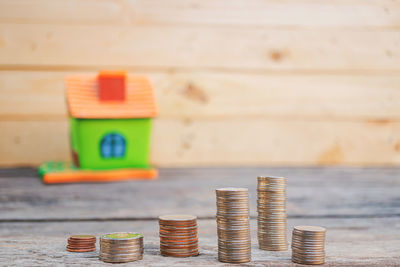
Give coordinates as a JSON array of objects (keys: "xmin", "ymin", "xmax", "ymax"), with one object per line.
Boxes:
[{"xmin": 66, "ymin": 74, "xmax": 157, "ymax": 119}]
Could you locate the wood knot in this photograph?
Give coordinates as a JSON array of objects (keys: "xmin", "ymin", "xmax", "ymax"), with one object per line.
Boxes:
[
  {"xmin": 270, "ymin": 50, "xmax": 283, "ymax": 62},
  {"xmin": 395, "ymin": 141, "xmax": 400, "ymax": 152},
  {"xmin": 317, "ymin": 144, "xmax": 344, "ymax": 165},
  {"xmin": 182, "ymin": 83, "xmax": 208, "ymax": 104}
]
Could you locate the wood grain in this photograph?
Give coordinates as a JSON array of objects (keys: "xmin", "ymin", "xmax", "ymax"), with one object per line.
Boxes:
[
  {"xmin": 2, "ymin": 71, "xmax": 399, "ymax": 166},
  {"xmin": 0, "ymin": 218, "xmax": 399, "ymax": 266},
  {"xmin": 0, "ymin": 167, "xmax": 399, "ymax": 220},
  {"xmin": 0, "ymin": 0, "xmax": 399, "ymax": 28},
  {"xmin": 1, "ymin": 119, "xmax": 400, "ymax": 166},
  {"xmin": 2, "ymin": 71, "xmax": 400, "ymax": 120},
  {"xmin": 0, "ymin": 121, "xmax": 69, "ymax": 166},
  {"xmin": 0, "ymin": 24, "xmax": 399, "ymax": 71},
  {"xmin": 152, "ymin": 119, "xmax": 400, "ymax": 166},
  {"xmin": 126, "ymin": 0, "xmax": 400, "ymax": 28}
]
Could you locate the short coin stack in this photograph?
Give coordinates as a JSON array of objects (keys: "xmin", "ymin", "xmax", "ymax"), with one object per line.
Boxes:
[
  {"xmin": 257, "ymin": 176, "xmax": 288, "ymax": 251},
  {"xmin": 291, "ymin": 226, "xmax": 326, "ymax": 265},
  {"xmin": 159, "ymin": 215, "xmax": 199, "ymax": 257},
  {"xmin": 66, "ymin": 235, "xmax": 96, "ymax": 252},
  {"xmin": 99, "ymin": 232, "xmax": 144, "ymax": 263},
  {"xmin": 216, "ymin": 188, "xmax": 251, "ymax": 263}
]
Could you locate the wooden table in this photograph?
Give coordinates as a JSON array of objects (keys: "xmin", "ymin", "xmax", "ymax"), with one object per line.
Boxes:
[{"xmin": 0, "ymin": 167, "xmax": 399, "ymax": 266}]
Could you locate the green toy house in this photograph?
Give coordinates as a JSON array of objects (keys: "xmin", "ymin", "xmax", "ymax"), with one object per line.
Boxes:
[{"xmin": 39, "ymin": 71, "xmax": 158, "ymax": 184}]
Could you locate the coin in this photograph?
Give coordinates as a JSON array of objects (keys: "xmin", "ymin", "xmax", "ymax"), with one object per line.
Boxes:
[
  {"xmin": 291, "ymin": 225, "xmax": 326, "ymax": 265},
  {"xmin": 257, "ymin": 176, "xmax": 288, "ymax": 251},
  {"xmin": 99, "ymin": 232, "xmax": 144, "ymax": 263},
  {"xmin": 66, "ymin": 247, "xmax": 96, "ymax": 252},
  {"xmin": 69, "ymin": 235, "xmax": 96, "ymax": 240},
  {"xmin": 66, "ymin": 234, "xmax": 96, "ymax": 253},
  {"xmin": 159, "ymin": 214, "xmax": 196, "ymax": 222},
  {"xmin": 216, "ymin": 187, "xmax": 251, "ymax": 263},
  {"xmin": 159, "ymin": 214, "xmax": 199, "ymax": 257}
]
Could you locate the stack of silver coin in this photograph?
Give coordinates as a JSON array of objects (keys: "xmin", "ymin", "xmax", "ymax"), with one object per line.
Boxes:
[
  {"xmin": 216, "ymin": 187, "xmax": 251, "ymax": 263},
  {"xmin": 257, "ymin": 176, "xmax": 288, "ymax": 251},
  {"xmin": 99, "ymin": 232, "xmax": 144, "ymax": 263},
  {"xmin": 292, "ymin": 226, "xmax": 326, "ymax": 265}
]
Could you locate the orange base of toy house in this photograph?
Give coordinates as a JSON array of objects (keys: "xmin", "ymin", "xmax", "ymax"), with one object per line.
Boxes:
[{"xmin": 42, "ymin": 168, "xmax": 158, "ymax": 184}]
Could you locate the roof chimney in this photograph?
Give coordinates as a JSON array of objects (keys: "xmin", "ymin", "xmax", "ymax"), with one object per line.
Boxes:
[{"xmin": 98, "ymin": 71, "xmax": 126, "ymax": 101}]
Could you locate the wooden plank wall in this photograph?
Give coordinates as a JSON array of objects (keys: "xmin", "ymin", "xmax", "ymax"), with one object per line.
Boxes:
[{"xmin": 0, "ymin": 0, "xmax": 399, "ymax": 166}]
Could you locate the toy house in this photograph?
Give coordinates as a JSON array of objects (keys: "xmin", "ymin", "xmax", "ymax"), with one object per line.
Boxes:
[{"xmin": 39, "ymin": 71, "xmax": 157, "ymax": 184}]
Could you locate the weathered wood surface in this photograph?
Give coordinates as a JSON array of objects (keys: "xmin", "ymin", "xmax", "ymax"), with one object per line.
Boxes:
[
  {"xmin": 0, "ymin": 167, "xmax": 399, "ymax": 220},
  {"xmin": 0, "ymin": 218, "xmax": 399, "ymax": 266},
  {"xmin": 0, "ymin": 167, "xmax": 399, "ymax": 265}
]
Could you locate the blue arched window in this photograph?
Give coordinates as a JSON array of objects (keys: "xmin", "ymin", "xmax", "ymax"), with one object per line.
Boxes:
[{"xmin": 100, "ymin": 133, "xmax": 126, "ymax": 159}]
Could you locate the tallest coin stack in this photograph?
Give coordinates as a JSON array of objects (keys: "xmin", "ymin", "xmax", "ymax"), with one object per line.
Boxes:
[
  {"xmin": 257, "ymin": 176, "xmax": 288, "ymax": 251},
  {"xmin": 216, "ymin": 188, "xmax": 251, "ymax": 263}
]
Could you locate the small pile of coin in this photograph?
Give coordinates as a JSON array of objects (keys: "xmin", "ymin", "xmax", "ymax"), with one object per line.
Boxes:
[
  {"xmin": 159, "ymin": 214, "xmax": 199, "ymax": 257},
  {"xmin": 66, "ymin": 235, "xmax": 96, "ymax": 252},
  {"xmin": 291, "ymin": 226, "xmax": 326, "ymax": 265},
  {"xmin": 257, "ymin": 176, "xmax": 288, "ymax": 251},
  {"xmin": 216, "ymin": 188, "xmax": 251, "ymax": 263},
  {"xmin": 99, "ymin": 232, "xmax": 144, "ymax": 263}
]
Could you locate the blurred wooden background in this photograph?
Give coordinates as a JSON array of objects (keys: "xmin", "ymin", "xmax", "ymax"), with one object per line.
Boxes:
[{"xmin": 0, "ymin": 0, "xmax": 399, "ymax": 167}]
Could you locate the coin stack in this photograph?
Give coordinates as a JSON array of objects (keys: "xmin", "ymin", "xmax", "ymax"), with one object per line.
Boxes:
[
  {"xmin": 159, "ymin": 215, "xmax": 199, "ymax": 257},
  {"xmin": 257, "ymin": 176, "xmax": 288, "ymax": 251},
  {"xmin": 99, "ymin": 232, "xmax": 144, "ymax": 263},
  {"xmin": 291, "ymin": 226, "xmax": 326, "ymax": 265},
  {"xmin": 216, "ymin": 188, "xmax": 251, "ymax": 263},
  {"xmin": 66, "ymin": 235, "xmax": 96, "ymax": 252}
]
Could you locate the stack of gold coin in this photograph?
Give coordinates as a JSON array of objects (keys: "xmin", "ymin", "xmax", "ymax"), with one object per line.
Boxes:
[
  {"xmin": 66, "ymin": 235, "xmax": 96, "ymax": 252},
  {"xmin": 257, "ymin": 176, "xmax": 288, "ymax": 251},
  {"xmin": 158, "ymin": 215, "xmax": 199, "ymax": 257},
  {"xmin": 291, "ymin": 226, "xmax": 326, "ymax": 265},
  {"xmin": 216, "ymin": 188, "xmax": 251, "ymax": 263},
  {"xmin": 99, "ymin": 232, "xmax": 144, "ymax": 263}
]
